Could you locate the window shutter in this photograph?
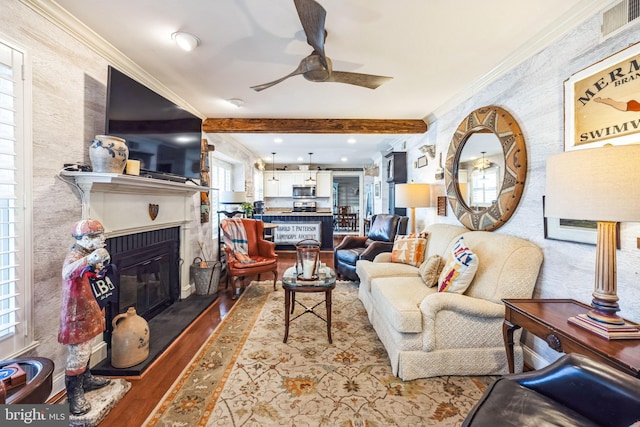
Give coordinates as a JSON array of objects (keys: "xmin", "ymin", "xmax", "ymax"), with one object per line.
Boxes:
[{"xmin": 0, "ymin": 40, "xmax": 31, "ymax": 359}]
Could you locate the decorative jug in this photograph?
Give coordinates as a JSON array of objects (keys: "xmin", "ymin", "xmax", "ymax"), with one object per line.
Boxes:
[
  {"xmin": 111, "ymin": 307, "xmax": 149, "ymax": 368},
  {"xmin": 89, "ymin": 134, "xmax": 129, "ymax": 173}
]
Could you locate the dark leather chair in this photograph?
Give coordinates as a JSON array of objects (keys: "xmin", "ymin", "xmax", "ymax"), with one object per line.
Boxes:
[
  {"xmin": 462, "ymin": 353, "xmax": 640, "ymax": 427},
  {"xmin": 334, "ymin": 214, "xmax": 408, "ymax": 281}
]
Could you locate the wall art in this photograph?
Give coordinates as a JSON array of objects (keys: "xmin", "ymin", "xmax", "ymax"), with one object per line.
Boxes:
[{"xmin": 564, "ymin": 41, "xmax": 640, "ymax": 151}]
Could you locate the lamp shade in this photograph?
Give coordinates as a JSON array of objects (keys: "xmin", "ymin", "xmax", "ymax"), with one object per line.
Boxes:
[
  {"xmin": 395, "ymin": 183, "xmax": 431, "ymax": 208},
  {"xmin": 545, "ymin": 144, "xmax": 640, "ymax": 222},
  {"xmin": 219, "ymin": 191, "xmax": 246, "ymax": 204}
]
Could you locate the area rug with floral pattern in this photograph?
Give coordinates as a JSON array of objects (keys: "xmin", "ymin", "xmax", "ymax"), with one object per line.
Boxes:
[{"xmin": 144, "ymin": 280, "xmax": 496, "ymax": 426}]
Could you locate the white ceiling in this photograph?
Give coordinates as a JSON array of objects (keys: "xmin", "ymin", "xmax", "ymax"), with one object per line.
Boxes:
[{"xmin": 47, "ymin": 0, "xmax": 607, "ymax": 166}]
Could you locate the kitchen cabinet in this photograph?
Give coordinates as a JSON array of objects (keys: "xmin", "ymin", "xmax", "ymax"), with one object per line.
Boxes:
[
  {"xmin": 263, "ymin": 177, "xmax": 279, "ymax": 197},
  {"xmin": 278, "ymin": 173, "xmax": 295, "ymax": 197},
  {"xmin": 315, "ymin": 171, "xmax": 332, "ymax": 197},
  {"xmin": 264, "ymin": 170, "xmax": 331, "ymax": 198}
]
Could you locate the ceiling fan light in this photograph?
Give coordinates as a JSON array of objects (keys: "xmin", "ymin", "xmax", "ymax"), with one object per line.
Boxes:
[{"xmin": 172, "ymin": 32, "xmax": 200, "ymax": 51}]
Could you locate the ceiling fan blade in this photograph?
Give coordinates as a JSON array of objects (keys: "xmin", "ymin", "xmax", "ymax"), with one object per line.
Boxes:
[
  {"xmin": 250, "ymin": 62, "xmax": 307, "ymax": 92},
  {"xmin": 327, "ymin": 71, "xmax": 393, "ymax": 89},
  {"xmin": 294, "ymin": 0, "xmax": 327, "ymax": 66}
]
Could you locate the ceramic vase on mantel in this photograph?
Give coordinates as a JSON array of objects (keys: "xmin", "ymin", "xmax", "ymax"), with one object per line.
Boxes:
[
  {"xmin": 111, "ymin": 307, "xmax": 150, "ymax": 369},
  {"xmin": 89, "ymin": 134, "xmax": 128, "ymax": 174}
]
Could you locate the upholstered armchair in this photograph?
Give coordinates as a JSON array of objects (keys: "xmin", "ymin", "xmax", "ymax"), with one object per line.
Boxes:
[
  {"xmin": 221, "ymin": 218, "xmax": 278, "ymax": 299},
  {"xmin": 334, "ymin": 214, "xmax": 408, "ymax": 281}
]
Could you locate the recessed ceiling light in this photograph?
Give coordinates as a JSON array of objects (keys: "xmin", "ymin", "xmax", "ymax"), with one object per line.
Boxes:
[
  {"xmin": 171, "ymin": 32, "xmax": 200, "ymax": 51},
  {"xmin": 226, "ymin": 98, "xmax": 244, "ymax": 108},
  {"xmin": 297, "ymin": 156, "xmax": 304, "ymax": 161},
  {"xmin": 347, "ymin": 138, "xmax": 356, "ymax": 144},
  {"xmin": 341, "ymin": 157, "xmax": 348, "ymax": 162},
  {"xmin": 274, "ymin": 138, "xmax": 283, "ymax": 143}
]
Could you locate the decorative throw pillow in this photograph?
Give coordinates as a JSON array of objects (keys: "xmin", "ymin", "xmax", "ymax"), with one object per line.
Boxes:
[
  {"xmin": 391, "ymin": 232, "xmax": 429, "ymax": 267},
  {"xmin": 418, "ymin": 254, "xmax": 445, "ymax": 287},
  {"xmin": 438, "ymin": 236, "xmax": 479, "ymax": 293}
]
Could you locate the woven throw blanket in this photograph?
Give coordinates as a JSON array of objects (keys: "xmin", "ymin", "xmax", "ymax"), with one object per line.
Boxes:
[{"xmin": 221, "ymin": 218, "xmax": 254, "ymax": 264}]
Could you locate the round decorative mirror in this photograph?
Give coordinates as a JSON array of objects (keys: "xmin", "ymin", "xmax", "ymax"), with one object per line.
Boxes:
[{"xmin": 444, "ymin": 106, "xmax": 527, "ymax": 231}]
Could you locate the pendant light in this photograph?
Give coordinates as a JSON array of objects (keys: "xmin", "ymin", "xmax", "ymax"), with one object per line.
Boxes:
[
  {"xmin": 270, "ymin": 152, "xmax": 279, "ymax": 182},
  {"xmin": 305, "ymin": 152, "xmax": 315, "ymax": 184}
]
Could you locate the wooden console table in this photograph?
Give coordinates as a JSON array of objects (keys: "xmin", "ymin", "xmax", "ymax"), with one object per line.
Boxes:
[{"xmin": 503, "ymin": 299, "xmax": 640, "ymax": 378}]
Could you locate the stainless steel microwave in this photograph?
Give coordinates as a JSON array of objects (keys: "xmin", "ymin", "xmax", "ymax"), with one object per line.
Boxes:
[{"xmin": 292, "ymin": 185, "xmax": 316, "ymax": 199}]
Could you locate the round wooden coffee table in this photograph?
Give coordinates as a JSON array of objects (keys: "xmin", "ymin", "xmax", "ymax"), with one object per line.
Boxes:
[{"xmin": 281, "ymin": 266, "xmax": 336, "ymax": 343}]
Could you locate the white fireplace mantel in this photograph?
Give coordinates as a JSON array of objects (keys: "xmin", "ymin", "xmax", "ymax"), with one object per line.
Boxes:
[
  {"xmin": 60, "ymin": 170, "xmax": 207, "ymax": 292},
  {"xmin": 61, "ymin": 171, "xmax": 206, "ymax": 202},
  {"xmin": 60, "ymin": 171, "xmax": 206, "ymax": 233}
]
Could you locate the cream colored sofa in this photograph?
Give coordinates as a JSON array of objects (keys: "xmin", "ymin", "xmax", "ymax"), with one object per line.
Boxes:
[{"xmin": 355, "ymin": 223, "xmax": 543, "ymax": 381}]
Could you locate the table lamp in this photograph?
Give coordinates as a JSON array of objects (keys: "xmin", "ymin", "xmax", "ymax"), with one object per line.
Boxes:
[
  {"xmin": 545, "ymin": 144, "xmax": 640, "ymax": 338},
  {"xmin": 220, "ymin": 191, "xmax": 246, "ymax": 205},
  {"xmin": 395, "ymin": 182, "xmax": 431, "ymax": 234}
]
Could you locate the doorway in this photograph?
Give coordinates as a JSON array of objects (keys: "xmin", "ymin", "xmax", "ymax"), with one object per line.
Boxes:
[{"xmin": 332, "ymin": 172, "xmax": 364, "ymax": 236}]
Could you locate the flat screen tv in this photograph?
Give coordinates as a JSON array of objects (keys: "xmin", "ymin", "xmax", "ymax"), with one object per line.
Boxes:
[{"xmin": 105, "ymin": 65, "xmax": 203, "ymax": 181}]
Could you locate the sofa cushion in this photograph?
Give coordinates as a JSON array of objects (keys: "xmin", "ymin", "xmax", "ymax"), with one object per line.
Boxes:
[
  {"xmin": 463, "ymin": 378, "xmax": 599, "ymax": 427},
  {"xmin": 420, "ymin": 223, "xmax": 468, "ymax": 259},
  {"xmin": 438, "ymin": 236, "xmax": 478, "ymax": 294},
  {"xmin": 391, "ymin": 233, "xmax": 429, "ymax": 267},
  {"xmin": 370, "ymin": 277, "xmax": 436, "ymax": 333},
  {"xmin": 355, "ymin": 260, "xmax": 420, "ymax": 292},
  {"xmin": 418, "ymin": 254, "xmax": 444, "ymax": 287}
]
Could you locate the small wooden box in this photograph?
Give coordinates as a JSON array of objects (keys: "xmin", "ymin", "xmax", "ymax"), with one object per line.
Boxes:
[
  {"xmin": 437, "ymin": 196, "xmax": 447, "ymax": 216},
  {"xmin": 0, "ymin": 363, "xmax": 27, "ymax": 390}
]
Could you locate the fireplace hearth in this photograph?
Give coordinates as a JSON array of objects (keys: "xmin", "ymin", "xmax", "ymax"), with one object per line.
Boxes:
[{"xmin": 92, "ymin": 226, "xmax": 219, "ymax": 376}]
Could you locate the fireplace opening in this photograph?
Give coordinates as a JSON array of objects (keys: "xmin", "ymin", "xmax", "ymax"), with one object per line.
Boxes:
[{"xmin": 104, "ymin": 227, "xmax": 180, "ymax": 346}]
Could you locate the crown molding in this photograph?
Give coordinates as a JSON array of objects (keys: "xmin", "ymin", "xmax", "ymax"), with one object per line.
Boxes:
[
  {"xmin": 19, "ymin": 0, "xmax": 205, "ymax": 119},
  {"xmin": 425, "ymin": 0, "xmax": 615, "ymax": 124}
]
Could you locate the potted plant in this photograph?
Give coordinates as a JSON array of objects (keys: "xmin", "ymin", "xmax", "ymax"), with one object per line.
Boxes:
[{"xmin": 241, "ymin": 202, "xmax": 254, "ymax": 218}]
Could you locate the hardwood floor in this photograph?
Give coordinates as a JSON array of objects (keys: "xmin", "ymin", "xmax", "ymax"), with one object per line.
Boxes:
[{"xmin": 99, "ymin": 251, "xmax": 334, "ymax": 427}]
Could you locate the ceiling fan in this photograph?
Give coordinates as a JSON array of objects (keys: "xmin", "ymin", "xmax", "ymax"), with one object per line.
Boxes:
[{"xmin": 251, "ymin": 0, "xmax": 392, "ymax": 92}]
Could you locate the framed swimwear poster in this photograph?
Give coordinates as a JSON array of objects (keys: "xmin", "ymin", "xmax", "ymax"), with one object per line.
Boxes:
[{"xmin": 564, "ymin": 41, "xmax": 640, "ymax": 151}]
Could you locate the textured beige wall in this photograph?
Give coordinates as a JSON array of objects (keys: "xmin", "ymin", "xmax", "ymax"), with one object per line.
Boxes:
[
  {"xmin": 407, "ymin": 15, "xmax": 640, "ymax": 365},
  {"xmin": 1, "ymin": 0, "xmax": 215, "ymax": 385}
]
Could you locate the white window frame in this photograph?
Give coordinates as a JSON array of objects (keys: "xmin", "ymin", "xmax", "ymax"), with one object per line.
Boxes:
[
  {"xmin": 470, "ymin": 165, "xmax": 499, "ymax": 209},
  {"xmin": 210, "ymin": 156, "xmax": 233, "ymax": 230},
  {"xmin": 0, "ymin": 39, "xmax": 34, "ymax": 360}
]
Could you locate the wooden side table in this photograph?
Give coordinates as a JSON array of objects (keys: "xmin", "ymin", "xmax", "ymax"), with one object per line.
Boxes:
[
  {"xmin": 503, "ymin": 299, "xmax": 640, "ymax": 378},
  {"xmin": 281, "ymin": 267, "xmax": 336, "ymax": 344},
  {"xmin": 263, "ymin": 222, "xmax": 278, "ymax": 241}
]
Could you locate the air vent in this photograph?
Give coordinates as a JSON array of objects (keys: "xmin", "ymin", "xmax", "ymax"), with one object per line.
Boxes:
[{"xmin": 602, "ymin": 0, "xmax": 640, "ymax": 37}]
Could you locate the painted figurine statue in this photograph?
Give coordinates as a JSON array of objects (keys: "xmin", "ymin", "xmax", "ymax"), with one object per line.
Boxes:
[{"xmin": 58, "ymin": 219, "xmax": 111, "ymax": 415}]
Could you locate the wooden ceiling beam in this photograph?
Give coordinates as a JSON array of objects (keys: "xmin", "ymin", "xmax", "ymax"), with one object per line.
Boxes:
[{"xmin": 202, "ymin": 118, "xmax": 427, "ymax": 134}]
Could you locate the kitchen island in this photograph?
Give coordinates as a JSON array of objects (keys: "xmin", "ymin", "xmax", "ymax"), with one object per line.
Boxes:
[{"xmin": 256, "ymin": 211, "xmax": 334, "ymax": 250}]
